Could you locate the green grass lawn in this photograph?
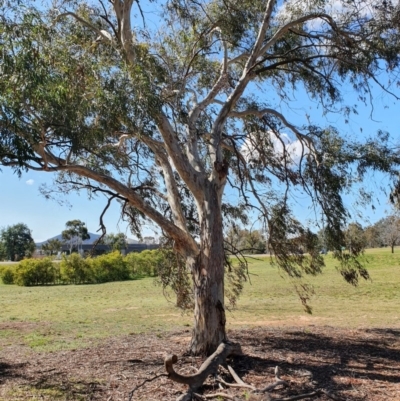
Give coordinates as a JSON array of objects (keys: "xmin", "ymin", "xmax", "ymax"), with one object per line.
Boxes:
[{"xmin": 0, "ymin": 248, "xmax": 399, "ymax": 352}]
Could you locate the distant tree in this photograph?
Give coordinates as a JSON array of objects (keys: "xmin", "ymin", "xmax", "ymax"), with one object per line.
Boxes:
[
  {"xmin": 243, "ymin": 230, "xmax": 266, "ymax": 254},
  {"xmin": 380, "ymin": 214, "xmax": 400, "ymax": 253},
  {"xmin": 0, "ymin": 223, "xmax": 35, "ymax": 261},
  {"xmin": 42, "ymin": 239, "xmax": 64, "ymax": 256},
  {"xmin": 344, "ymin": 223, "xmax": 367, "ymax": 255},
  {"xmin": 225, "ymin": 226, "xmax": 266, "ymax": 254},
  {"xmin": 104, "ymin": 233, "xmax": 127, "ymax": 252},
  {"xmin": 143, "ymin": 236, "xmax": 156, "ymax": 245},
  {"xmin": 62, "ymin": 220, "xmax": 90, "ymax": 254},
  {"xmin": 0, "ymin": 241, "xmax": 7, "ymax": 260},
  {"xmin": 316, "ymin": 228, "xmax": 328, "ymax": 253},
  {"xmin": 364, "ymin": 225, "xmax": 382, "ymax": 249}
]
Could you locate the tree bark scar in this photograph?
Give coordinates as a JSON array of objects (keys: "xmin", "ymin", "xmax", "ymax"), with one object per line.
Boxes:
[
  {"xmin": 197, "ymin": 267, "xmax": 208, "ymax": 294},
  {"xmin": 214, "ymin": 159, "xmax": 229, "ymax": 179},
  {"xmin": 216, "ymin": 300, "xmax": 226, "ymax": 329}
]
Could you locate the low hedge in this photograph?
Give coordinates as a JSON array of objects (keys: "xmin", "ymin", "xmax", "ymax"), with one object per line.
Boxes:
[
  {"xmin": 14, "ymin": 258, "xmax": 59, "ymax": 286},
  {"xmin": 0, "ymin": 250, "xmax": 165, "ymax": 286}
]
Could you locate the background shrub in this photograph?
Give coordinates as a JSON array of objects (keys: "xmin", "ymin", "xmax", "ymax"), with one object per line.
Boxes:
[
  {"xmin": 125, "ymin": 250, "xmax": 163, "ymax": 277},
  {"xmin": 89, "ymin": 251, "xmax": 130, "ymax": 283},
  {"xmin": 60, "ymin": 253, "xmax": 92, "ymax": 284},
  {"xmin": 14, "ymin": 258, "xmax": 58, "ymax": 286},
  {"xmin": 0, "ymin": 267, "xmax": 15, "ymax": 284},
  {"xmin": 124, "ymin": 252, "xmax": 140, "ymax": 277},
  {"xmin": 5, "ymin": 250, "xmax": 166, "ymax": 286}
]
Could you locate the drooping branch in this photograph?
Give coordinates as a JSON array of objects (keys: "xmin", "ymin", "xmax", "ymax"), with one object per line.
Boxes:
[
  {"xmin": 229, "ymin": 108, "xmax": 315, "ymax": 150},
  {"xmin": 32, "ymin": 143, "xmax": 199, "ymax": 257},
  {"xmin": 258, "ymin": 12, "xmax": 347, "ymax": 57},
  {"xmin": 54, "ymin": 12, "xmax": 109, "ymax": 39},
  {"xmin": 90, "ymin": 194, "xmax": 117, "ymax": 255}
]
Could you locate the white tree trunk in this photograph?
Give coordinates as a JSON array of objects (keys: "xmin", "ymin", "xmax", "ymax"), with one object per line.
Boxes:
[{"xmin": 189, "ymin": 185, "xmax": 226, "ymax": 355}]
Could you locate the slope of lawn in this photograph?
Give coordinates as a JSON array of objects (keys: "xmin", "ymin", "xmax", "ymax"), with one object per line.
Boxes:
[{"xmin": 0, "ymin": 248, "xmax": 399, "ymax": 352}]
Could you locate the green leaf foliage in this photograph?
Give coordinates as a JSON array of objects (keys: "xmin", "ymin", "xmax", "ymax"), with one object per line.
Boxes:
[
  {"xmin": 89, "ymin": 251, "xmax": 130, "ymax": 283},
  {"xmin": 14, "ymin": 258, "xmax": 59, "ymax": 286},
  {"xmin": 60, "ymin": 252, "xmax": 93, "ymax": 284},
  {"xmin": 0, "ymin": 267, "xmax": 15, "ymax": 284}
]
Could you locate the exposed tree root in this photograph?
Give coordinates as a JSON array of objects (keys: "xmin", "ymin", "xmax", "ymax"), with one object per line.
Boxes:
[
  {"xmin": 128, "ymin": 341, "xmax": 345, "ymax": 401},
  {"xmin": 164, "ymin": 341, "xmax": 242, "ymax": 391}
]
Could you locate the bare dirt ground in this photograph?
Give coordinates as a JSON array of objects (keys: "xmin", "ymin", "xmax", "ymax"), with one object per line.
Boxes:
[{"xmin": 0, "ymin": 326, "xmax": 399, "ymax": 401}]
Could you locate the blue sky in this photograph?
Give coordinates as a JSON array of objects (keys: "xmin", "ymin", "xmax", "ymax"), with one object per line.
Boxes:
[{"xmin": 0, "ymin": 168, "xmax": 139, "ymax": 242}]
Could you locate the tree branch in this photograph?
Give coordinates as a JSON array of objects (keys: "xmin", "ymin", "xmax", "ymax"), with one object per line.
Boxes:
[
  {"xmin": 210, "ymin": 0, "xmax": 276, "ymax": 168},
  {"xmin": 156, "ymin": 114, "xmax": 205, "ymax": 203},
  {"xmin": 90, "ymin": 194, "xmax": 117, "ymax": 255},
  {"xmin": 112, "ymin": 0, "xmax": 136, "ymax": 63},
  {"xmin": 54, "ymin": 12, "xmax": 112, "ymax": 41},
  {"xmin": 128, "ymin": 373, "xmax": 168, "ymax": 401},
  {"xmin": 229, "ymin": 107, "xmax": 315, "ymax": 151},
  {"xmin": 32, "ymin": 143, "xmax": 199, "ymax": 257},
  {"xmin": 258, "ymin": 12, "xmax": 345, "ymax": 56}
]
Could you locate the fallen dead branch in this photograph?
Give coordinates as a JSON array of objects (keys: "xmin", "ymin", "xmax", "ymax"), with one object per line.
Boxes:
[
  {"xmin": 254, "ymin": 366, "xmax": 288, "ymax": 393},
  {"xmin": 216, "ymin": 375, "xmax": 256, "ymax": 390},
  {"xmin": 227, "ymin": 364, "xmax": 247, "ymax": 386}
]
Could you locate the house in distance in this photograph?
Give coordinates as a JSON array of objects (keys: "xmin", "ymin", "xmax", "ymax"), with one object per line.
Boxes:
[{"xmin": 35, "ymin": 232, "xmax": 158, "ymax": 257}]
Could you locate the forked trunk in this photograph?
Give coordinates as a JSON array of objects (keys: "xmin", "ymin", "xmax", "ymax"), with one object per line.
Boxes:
[{"xmin": 189, "ymin": 187, "xmax": 226, "ymax": 355}]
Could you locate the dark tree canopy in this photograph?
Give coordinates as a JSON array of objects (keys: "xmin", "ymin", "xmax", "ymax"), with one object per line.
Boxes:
[
  {"xmin": 0, "ymin": 223, "xmax": 35, "ymax": 261},
  {"xmin": 1, "ymin": 0, "xmax": 400, "ymax": 354}
]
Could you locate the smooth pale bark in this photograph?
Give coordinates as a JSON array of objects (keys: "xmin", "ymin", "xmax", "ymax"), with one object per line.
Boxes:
[{"xmin": 189, "ymin": 184, "xmax": 226, "ymax": 355}]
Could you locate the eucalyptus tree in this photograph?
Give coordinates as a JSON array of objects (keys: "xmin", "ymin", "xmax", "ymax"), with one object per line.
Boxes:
[
  {"xmin": 1, "ymin": 0, "xmax": 400, "ymax": 354},
  {"xmin": 379, "ymin": 213, "xmax": 400, "ymax": 253},
  {"xmin": 62, "ymin": 220, "xmax": 90, "ymax": 253}
]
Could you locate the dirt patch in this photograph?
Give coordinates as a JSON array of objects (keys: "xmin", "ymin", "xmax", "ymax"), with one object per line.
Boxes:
[
  {"xmin": 0, "ymin": 321, "xmax": 45, "ymax": 333},
  {"xmin": 0, "ymin": 326, "xmax": 399, "ymax": 400},
  {"xmin": 103, "ymin": 307, "xmax": 140, "ymax": 312}
]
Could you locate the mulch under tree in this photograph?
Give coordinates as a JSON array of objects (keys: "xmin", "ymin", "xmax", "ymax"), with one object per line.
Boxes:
[{"xmin": 0, "ymin": 326, "xmax": 399, "ymax": 400}]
